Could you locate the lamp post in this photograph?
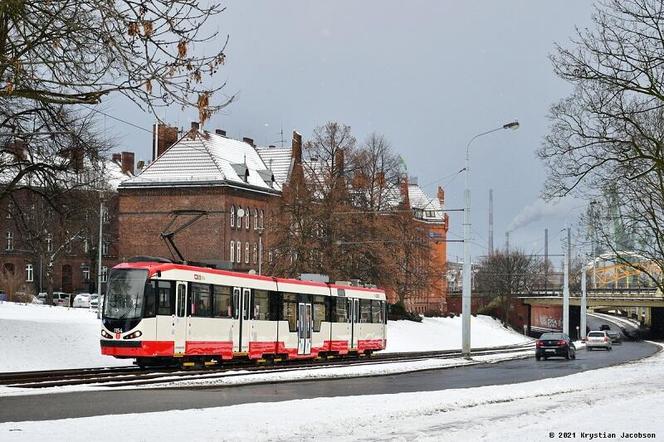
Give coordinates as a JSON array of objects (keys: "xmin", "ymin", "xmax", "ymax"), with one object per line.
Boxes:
[{"xmin": 462, "ymin": 120, "xmax": 519, "ymax": 358}]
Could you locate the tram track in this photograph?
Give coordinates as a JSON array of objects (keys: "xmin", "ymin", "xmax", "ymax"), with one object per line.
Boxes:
[{"xmin": 0, "ymin": 342, "xmax": 534, "ymax": 390}]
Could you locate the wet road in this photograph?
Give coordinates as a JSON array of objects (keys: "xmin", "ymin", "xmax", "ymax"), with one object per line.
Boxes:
[{"xmin": 0, "ymin": 340, "xmax": 658, "ymax": 423}]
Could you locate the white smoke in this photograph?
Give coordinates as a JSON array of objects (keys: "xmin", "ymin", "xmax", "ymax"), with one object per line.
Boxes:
[{"xmin": 508, "ymin": 197, "xmax": 580, "ymax": 232}]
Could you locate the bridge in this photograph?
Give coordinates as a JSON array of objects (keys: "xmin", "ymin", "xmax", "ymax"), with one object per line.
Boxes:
[{"xmin": 519, "ymin": 288, "xmax": 664, "ymax": 336}]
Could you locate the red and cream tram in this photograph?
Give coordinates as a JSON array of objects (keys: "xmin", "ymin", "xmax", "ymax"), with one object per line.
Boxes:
[{"xmin": 100, "ymin": 260, "xmax": 387, "ymax": 365}]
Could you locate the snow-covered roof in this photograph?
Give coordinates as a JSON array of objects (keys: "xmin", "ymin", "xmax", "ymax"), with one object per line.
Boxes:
[
  {"xmin": 104, "ymin": 159, "xmax": 133, "ymax": 191},
  {"xmin": 121, "ymin": 131, "xmax": 281, "ymax": 193},
  {"xmin": 408, "ymin": 184, "xmax": 443, "ymax": 222},
  {"xmin": 256, "ymin": 146, "xmax": 292, "ymax": 187}
]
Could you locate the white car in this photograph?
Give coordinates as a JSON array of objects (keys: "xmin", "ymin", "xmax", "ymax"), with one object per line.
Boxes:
[
  {"xmin": 72, "ymin": 293, "xmax": 93, "ymax": 308},
  {"xmin": 586, "ymin": 331, "xmax": 612, "ymax": 351}
]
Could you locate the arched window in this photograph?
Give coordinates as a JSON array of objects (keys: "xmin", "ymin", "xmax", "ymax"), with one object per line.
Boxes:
[
  {"xmin": 245, "ymin": 207, "xmax": 250, "ymax": 230},
  {"xmin": 259, "ymin": 209, "xmax": 264, "ymax": 229},
  {"xmin": 245, "ymin": 242, "xmax": 250, "ymax": 264},
  {"xmin": 229, "ymin": 240, "xmax": 235, "ymax": 262},
  {"xmin": 236, "ymin": 241, "xmax": 241, "ymax": 263},
  {"xmin": 230, "ymin": 205, "xmax": 235, "ymax": 228},
  {"xmin": 254, "ymin": 208, "xmax": 259, "ymax": 230}
]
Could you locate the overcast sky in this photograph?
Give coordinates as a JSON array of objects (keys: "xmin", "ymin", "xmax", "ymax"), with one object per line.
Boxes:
[{"xmin": 101, "ymin": 1, "xmax": 596, "ymax": 267}]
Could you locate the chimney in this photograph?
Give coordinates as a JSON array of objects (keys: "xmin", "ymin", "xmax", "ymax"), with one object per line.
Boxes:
[
  {"xmin": 242, "ymin": 137, "xmax": 255, "ymax": 147},
  {"xmin": 268, "ymin": 145, "xmax": 275, "ymax": 148},
  {"xmin": 5, "ymin": 140, "xmax": 27, "ymax": 161},
  {"xmin": 112, "ymin": 153, "xmax": 122, "ymax": 164},
  {"xmin": 400, "ymin": 175, "xmax": 410, "ymax": 208},
  {"xmin": 215, "ymin": 129, "xmax": 227, "ymax": 136},
  {"xmin": 121, "ymin": 151, "xmax": 135, "ymax": 175},
  {"xmin": 437, "ymin": 186, "xmax": 445, "ymax": 206},
  {"xmin": 292, "ymin": 131, "xmax": 302, "ymax": 165},
  {"xmin": 334, "ymin": 149, "xmax": 345, "ymax": 176},
  {"xmin": 70, "ymin": 146, "xmax": 84, "ymax": 172},
  {"xmin": 153, "ymin": 122, "xmax": 179, "ymax": 161},
  {"xmin": 191, "ymin": 121, "xmax": 200, "ymax": 130},
  {"xmin": 409, "ymin": 176, "xmax": 418, "ymax": 186}
]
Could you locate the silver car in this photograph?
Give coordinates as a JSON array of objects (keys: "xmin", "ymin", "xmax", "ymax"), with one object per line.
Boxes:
[{"xmin": 586, "ymin": 331, "xmax": 612, "ymax": 351}]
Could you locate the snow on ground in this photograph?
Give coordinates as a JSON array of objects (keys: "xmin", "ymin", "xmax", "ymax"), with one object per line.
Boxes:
[
  {"xmin": 0, "ymin": 302, "xmax": 529, "ymax": 373},
  {"xmin": 0, "ymin": 302, "xmax": 128, "ymax": 372},
  {"xmin": 385, "ymin": 315, "xmax": 531, "ymax": 353},
  {"xmin": 1, "ymin": 344, "xmax": 661, "ymax": 441}
]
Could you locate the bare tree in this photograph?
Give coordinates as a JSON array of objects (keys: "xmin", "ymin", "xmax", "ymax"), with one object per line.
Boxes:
[
  {"xmin": 539, "ymin": 0, "xmax": 664, "ymax": 288},
  {"xmin": 475, "ymin": 249, "xmax": 542, "ymax": 326}
]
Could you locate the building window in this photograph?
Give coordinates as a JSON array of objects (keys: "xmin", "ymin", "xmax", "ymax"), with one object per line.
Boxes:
[
  {"xmin": 25, "ymin": 264, "xmax": 33, "ymax": 282},
  {"xmin": 230, "ymin": 240, "xmax": 235, "ymax": 262},
  {"xmin": 245, "ymin": 242, "xmax": 249, "ymax": 264},
  {"xmin": 254, "ymin": 208, "xmax": 258, "ymax": 230},
  {"xmin": 236, "ymin": 241, "xmax": 241, "ymax": 263},
  {"xmin": 82, "ymin": 267, "xmax": 90, "ymax": 282},
  {"xmin": 102, "ymin": 208, "xmax": 110, "ymax": 224},
  {"xmin": 230, "ymin": 205, "xmax": 235, "ymax": 228},
  {"xmin": 102, "ymin": 241, "xmax": 109, "ymax": 256},
  {"xmin": 101, "ymin": 266, "xmax": 108, "ymax": 283},
  {"xmin": 6, "ymin": 202, "xmax": 12, "ymax": 219},
  {"xmin": 245, "ymin": 207, "xmax": 250, "ymax": 230},
  {"xmin": 259, "ymin": 209, "xmax": 264, "ymax": 229},
  {"xmin": 46, "ymin": 233, "xmax": 52, "ymax": 253},
  {"xmin": 6, "ymin": 231, "xmax": 13, "ymax": 251},
  {"xmin": 83, "ymin": 238, "xmax": 89, "ymax": 254},
  {"xmin": 252, "ymin": 243, "xmax": 258, "ymax": 264}
]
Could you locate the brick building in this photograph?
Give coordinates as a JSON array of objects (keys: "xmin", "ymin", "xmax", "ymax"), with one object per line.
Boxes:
[
  {"xmin": 396, "ymin": 177, "xmax": 450, "ymax": 314},
  {"xmin": 117, "ymin": 124, "xmax": 284, "ymax": 270},
  {"xmin": 0, "ymin": 152, "xmax": 134, "ymax": 297}
]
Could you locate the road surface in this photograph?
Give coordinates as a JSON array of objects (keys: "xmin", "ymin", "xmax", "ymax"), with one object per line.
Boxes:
[{"xmin": 0, "ymin": 339, "xmax": 658, "ymax": 423}]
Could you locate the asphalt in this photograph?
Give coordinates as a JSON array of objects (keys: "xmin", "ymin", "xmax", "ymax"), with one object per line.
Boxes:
[{"xmin": 0, "ymin": 335, "xmax": 658, "ymax": 423}]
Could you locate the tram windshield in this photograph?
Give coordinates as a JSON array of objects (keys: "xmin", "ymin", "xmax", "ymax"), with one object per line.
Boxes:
[{"xmin": 103, "ymin": 269, "xmax": 148, "ymax": 320}]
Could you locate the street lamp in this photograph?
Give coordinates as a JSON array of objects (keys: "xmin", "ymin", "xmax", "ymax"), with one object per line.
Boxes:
[{"xmin": 462, "ymin": 120, "xmax": 519, "ymax": 357}]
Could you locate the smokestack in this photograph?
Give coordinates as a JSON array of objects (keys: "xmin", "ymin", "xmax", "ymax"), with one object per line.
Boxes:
[{"xmin": 489, "ymin": 189, "xmax": 494, "ymax": 256}]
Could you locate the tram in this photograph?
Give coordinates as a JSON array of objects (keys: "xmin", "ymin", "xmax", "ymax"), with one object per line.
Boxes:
[{"xmin": 100, "ymin": 260, "xmax": 387, "ymax": 365}]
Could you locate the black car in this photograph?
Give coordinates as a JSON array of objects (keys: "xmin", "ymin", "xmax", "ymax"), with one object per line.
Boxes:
[{"xmin": 535, "ymin": 332, "xmax": 576, "ymax": 361}]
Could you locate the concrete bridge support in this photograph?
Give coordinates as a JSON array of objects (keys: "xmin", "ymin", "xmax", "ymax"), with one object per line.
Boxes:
[{"xmin": 651, "ymin": 308, "xmax": 664, "ymax": 338}]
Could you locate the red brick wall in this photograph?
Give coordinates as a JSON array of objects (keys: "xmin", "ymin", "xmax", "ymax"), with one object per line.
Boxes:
[{"xmin": 118, "ymin": 186, "xmax": 276, "ymax": 271}]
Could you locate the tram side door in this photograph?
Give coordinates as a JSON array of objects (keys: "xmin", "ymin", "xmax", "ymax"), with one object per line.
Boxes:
[
  {"xmin": 174, "ymin": 282, "xmax": 188, "ymax": 355},
  {"xmin": 297, "ymin": 302, "xmax": 312, "ymax": 355},
  {"xmin": 349, "ymin": 298, "xmax": 359, "ymax": 349},
  {"xmin": 232, "ymin": 288, "xmax": 252, "ymax": 353}
]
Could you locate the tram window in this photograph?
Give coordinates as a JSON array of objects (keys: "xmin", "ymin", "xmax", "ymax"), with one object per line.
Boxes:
[
  {"xmin": 143, "ymin": 282, "xmax": 156, "ymax": 318},
  {"xmin": 312, "ymin": 295, "xmax": 326, "ymax": 332},
  {"xmin": 360, "ymin": 299, "xmax": 372, "ymax": 323},
  {"xmin": 212, "ymin": 285, "xmax": 232, "ymax": 318},
  {"xmin": 156, "ymin": 281, "xmax": 174, "ymax": 315},
  {"xmin": 371, "ymin": 300, "xmax": 381, "ymax": 324},
  {"xmin": 332, "ymin": 297, "xmax": 348, "ymax": 323},
  {"xmin": 190, "ymin": 283, "xmax": 211, "ymax": 317},
  {"xmin": 281, "ymin": 292, "xmax": 297, "ymax": 332},
  {"xmin": 253, "ymin": 290, "xmax": 270, "ymax": 320}
]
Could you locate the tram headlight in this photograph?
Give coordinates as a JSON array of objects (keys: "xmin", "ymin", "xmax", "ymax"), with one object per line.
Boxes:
[
  {"xmin": 123, "ymin": 330, "xmax": 143, "ymax": 339},
  {"xmin": 101, "ymin": 330, "xmax": 113, "ymax": 339}
]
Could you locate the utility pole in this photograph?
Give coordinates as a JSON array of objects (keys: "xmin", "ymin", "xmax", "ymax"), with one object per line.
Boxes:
[
  {"xmin": 562, "ymin": 227, "xmax": 570, "ymax": 336},
  {"xmin": 488, "ymin": 189, "xmax": 494, "ymax": 256},
  {"xmin": 96, "ymin": 197, "xmax": 104, "ymax": 319},
  {"xmin": 544, "ymin": 228, "xmax": 549, "ymax": 294},
  {"xmin": 581, "ymin": 266, "xmax": 587, "ymax": 340}
]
